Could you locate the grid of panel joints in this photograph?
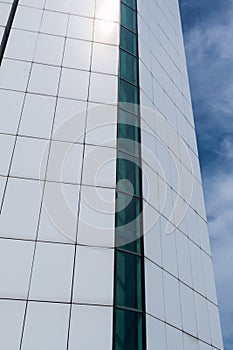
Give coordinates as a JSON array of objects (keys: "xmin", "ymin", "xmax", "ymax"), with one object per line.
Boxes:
[
  {"xmin": 137, "ymin": 0, "xmax": 210, "ymax": 254},
  {"xmin": 0, "ymin": 1, "xmax": 119, "ymax": 236},
  {"xmin": 113, "ymin": 0, "xmax": 146, "ymax": 349},
  {"xmin": 137, "ymin": 1, "xmax": 223, "ymax": 349},
  {"xmin": 0, "ymin": 0, "xmax": 119, "ymax": 349},
  {"xmin": 137, "ymin": 15, "xmax": 204, "ymax": 262},
  {"xmin": 137, "ymin": 0, "xmax": 215, "ymax": 303},
  {"xmin": 138, "ymin": 0, "xmax": 218, "ymax": 299},
  {"xmin": 138, "ymin": 0, "xmax": 197, "ymax": 156}
]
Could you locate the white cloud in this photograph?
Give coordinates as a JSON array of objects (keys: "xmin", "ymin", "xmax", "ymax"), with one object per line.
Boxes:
[
  {"xmin": 218, "ymin": 137, "xmax": 233, "ymax": 160},
  {"xmin": 184, "ymin": 5, "xmax": 233, "ymax": 126},
  {"xmin": 203, "ymin": 167, "xmax": 233, "ymax": 346}
]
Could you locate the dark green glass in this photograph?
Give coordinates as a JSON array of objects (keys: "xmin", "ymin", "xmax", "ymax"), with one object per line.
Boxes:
[
  {"xmin": 122, "ymin": 0, "xmax": 136, "ymax": 10},
  {"xmin": 115, "ymin": 191, "xmax": 142, "ymax": 252},
  {"xmin": 115, "ymin": 251, "xmax": 142, "ymax": 310},
  {"xmin": 118, "ymin": 121, "xmax": 140, "ymax": 142},
  {"xmin": 120, "ymin": 50, "xmax": 138, "ymax": 85},
  {"xmin": 116, "ymin": 191, "xmax": 142, "ymax": 224},
  {"xmin": 116, "ymin": 227, "xmax": 141, "ymax": 253},
  {"xmin": 120, "ymin": 26, "xmax": 137, "ymax": 56},
  {"xmin": 119, "ymin": 79, "xmax": 139, "ymax": 114},
  {"xmin": 121, "ymin": 3, "xmax": 137, "ymax": 33},
  {"xmin": 118, "ymin": 124, "xmax": 140, "ymax": 157},
  {"xmin": 115, "ymin": 309, "xmax": 143, "ymax": 350},
  {"xmin": 118, "ymin": 109, "xmax": 140, "ymax": 153},
  {"xmin": 117, "ymin": 157, "xmax": 141, "ymax": 196},
  {"xmin": 114, "ymin": 1, "xmax": 145, "ymax": 349},
  {"xmin": 118, "ymin": 108, "xmax": 139, "ymax": 125}
]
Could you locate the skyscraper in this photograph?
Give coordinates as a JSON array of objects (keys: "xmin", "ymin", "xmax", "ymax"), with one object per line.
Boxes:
[{"xmin": 0, "ymin": 0, "xmax": 223, "ymax": 349}]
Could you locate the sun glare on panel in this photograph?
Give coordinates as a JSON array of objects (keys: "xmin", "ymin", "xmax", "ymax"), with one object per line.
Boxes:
[
  {"xmin": 99, "ymin": 19, "xmax": 115, "ymax": 34},
  {"xmin": 96, "ymin": 0, "xmax": 120, "ymax": 22}
]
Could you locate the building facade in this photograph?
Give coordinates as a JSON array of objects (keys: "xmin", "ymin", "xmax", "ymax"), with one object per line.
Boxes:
[{"xmin": 0, "ymin": 0, "xmax": 223, "ymax": 349}]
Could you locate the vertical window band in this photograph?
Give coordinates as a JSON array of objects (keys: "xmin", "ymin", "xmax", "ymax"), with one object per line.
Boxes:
[
  {"xmin": 0, "ymin": 0, "xmax": 19, "ymax": 65},
  {"xmin": 113, "ymin": 0, "xmax": 146, "ymax": 349}
]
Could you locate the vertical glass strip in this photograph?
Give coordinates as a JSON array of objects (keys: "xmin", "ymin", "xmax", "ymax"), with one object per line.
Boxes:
[
  {"xmin": 113, "ymin": 0, "xmax": 146, "ymax": 349},
  {"xmin": 115, "ymin": 309, "xmax": 143, "ymax": 350},
  {"xmin": 0, "ymin": 0, "xmax": 19, "ymax": 65}
]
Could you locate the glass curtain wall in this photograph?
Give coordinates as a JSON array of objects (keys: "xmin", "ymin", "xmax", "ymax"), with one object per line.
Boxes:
[{"xmin": 113, "ymin": 0, "xmax": 146, "ymax": 349}]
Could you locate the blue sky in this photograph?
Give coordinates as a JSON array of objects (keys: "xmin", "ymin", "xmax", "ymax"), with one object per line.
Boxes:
[{"xmin": 179, "ymin": 0, "xmax": 233, "ymax": 348}]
